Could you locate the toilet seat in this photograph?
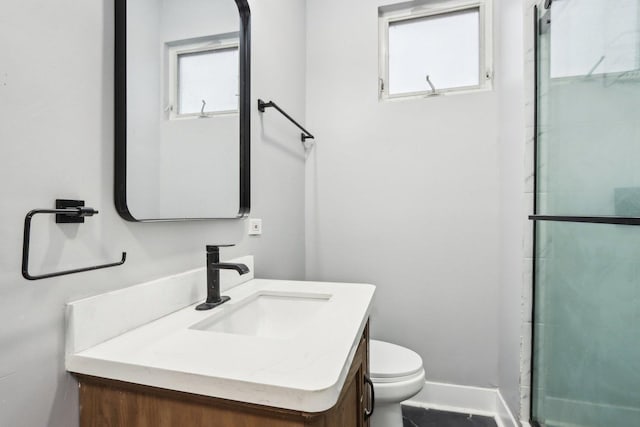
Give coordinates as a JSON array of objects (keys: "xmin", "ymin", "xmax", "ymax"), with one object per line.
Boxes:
[{"xmin": 370, "ymin": 340, "xmax": 423, "ymax": 382}]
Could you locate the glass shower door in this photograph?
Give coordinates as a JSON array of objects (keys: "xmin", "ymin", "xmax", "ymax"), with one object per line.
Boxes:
[{"xmin": 532, "ymin": 1, "xmax": 640, "ymax": 426}]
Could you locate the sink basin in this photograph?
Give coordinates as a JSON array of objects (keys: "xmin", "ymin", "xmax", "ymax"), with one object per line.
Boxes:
[{"xmin": 190, "ymin": 291, "xmax": 332, "ymax": 339}]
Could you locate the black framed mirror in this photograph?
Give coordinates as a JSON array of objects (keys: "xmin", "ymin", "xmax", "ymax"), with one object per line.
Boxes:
[{"xmin": 114, "ymin": 0, "xmax": 250, "ymax": 221}]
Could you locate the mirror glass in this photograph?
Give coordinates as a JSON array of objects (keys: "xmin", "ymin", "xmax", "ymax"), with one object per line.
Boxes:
[{"xmin": 115, "ymin": 0, "xmax": 250, "ymax": 221}]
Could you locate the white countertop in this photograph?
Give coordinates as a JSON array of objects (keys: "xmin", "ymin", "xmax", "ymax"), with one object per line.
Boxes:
[{"xmin": 66, "ymin": 263, "xmax": 375, "ymax": 413}]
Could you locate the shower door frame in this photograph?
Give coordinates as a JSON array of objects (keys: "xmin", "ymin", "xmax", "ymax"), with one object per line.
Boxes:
[
  {"xmin": 530, "ymin": 4, "xmax": 540, "ymax": 426},
  {"xmin": 528, "ymin": 1, "xmax": 640, "ymax": 425}
]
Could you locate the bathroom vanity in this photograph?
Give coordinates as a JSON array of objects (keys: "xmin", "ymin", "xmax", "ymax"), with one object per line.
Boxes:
[
  {"xmin": 65, "ymin": 258, "xmax": 375, "ymax": 426},
  {"xmin": 75, "ymin": 325, "xmax": 369, "ymax": 426}
]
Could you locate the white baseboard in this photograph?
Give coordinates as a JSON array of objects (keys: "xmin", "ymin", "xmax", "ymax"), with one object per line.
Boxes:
[
  {"xmin": 496, "ymin": 388, "xmax": 520, "ymax": 427},
  {"xmin": 403, "ymin": 381, "xmax": 519, "ymax": 427}
]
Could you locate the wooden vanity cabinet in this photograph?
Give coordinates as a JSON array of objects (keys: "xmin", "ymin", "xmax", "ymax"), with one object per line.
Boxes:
[{"xmin": 77, "ymin": 322, "xmax": 371, "ymax": 427}]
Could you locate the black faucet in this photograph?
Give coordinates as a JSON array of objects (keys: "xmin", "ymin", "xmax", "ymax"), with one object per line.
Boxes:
[{"xmin": 196, "ymin": 245, "xmax": 250, "ymax": 311}]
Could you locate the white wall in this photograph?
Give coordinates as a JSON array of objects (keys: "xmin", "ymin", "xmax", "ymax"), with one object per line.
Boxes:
[
  {"xmin": 305, "ymin": 0, "xmax": 502, "ymax": 388},
  {"xmin": 0, "ymin": 0, "xmax": 306, "ymax": 426}
]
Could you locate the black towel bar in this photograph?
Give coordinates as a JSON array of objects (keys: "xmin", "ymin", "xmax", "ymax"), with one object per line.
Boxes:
[{"xmin": 258, "ymin": 99, "xmax": 315, "ymax": 143}]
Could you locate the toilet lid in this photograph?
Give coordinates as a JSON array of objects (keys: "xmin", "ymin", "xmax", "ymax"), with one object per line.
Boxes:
[{"xmin": 370, "ymin": 340, "xmax": 423, "ymax": 379}]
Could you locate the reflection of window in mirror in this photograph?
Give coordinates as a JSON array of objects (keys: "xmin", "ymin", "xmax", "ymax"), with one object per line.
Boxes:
[{"xmin": 166, "ymin": 35, "xmax": 239, "ymax": 120}]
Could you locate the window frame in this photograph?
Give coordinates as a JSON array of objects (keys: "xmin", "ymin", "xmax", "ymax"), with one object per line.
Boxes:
[
  {"xmin": 167, "ymin": 36, "xmax": 240, "ymax": 120},
  {"xmin": 378, "ymin": 0, "xmax": 493, "ymax": 101}
]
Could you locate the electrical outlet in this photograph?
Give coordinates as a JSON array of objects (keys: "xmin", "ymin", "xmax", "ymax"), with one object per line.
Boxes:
[{"xmin": 249, "ymin": 218, "xmax": 262, "ymax": 236}]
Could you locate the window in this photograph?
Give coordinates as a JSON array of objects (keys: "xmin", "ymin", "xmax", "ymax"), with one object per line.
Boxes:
[
  {"xmin": 379, "ymin": 0, "xmax": 492, "ymax": 99},
  {"xmin": 167, "ymin": 36, "xmax": 239, "ymax": 119}
]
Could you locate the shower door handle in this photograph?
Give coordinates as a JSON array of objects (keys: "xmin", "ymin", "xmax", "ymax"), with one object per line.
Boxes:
[{"xmin": 529, "ymin": 215, "xmax": 640, "ymax": 226}]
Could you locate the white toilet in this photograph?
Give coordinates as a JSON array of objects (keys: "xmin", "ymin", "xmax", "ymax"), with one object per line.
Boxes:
[{"xmin": 369, "ymin": 340, "xmax": 425, "ymax": 427}]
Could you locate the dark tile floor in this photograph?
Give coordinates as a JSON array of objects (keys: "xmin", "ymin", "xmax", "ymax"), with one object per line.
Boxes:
[{"xmin": 402, "ymin": 405, "xmax": 498, "ymax": 427}]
